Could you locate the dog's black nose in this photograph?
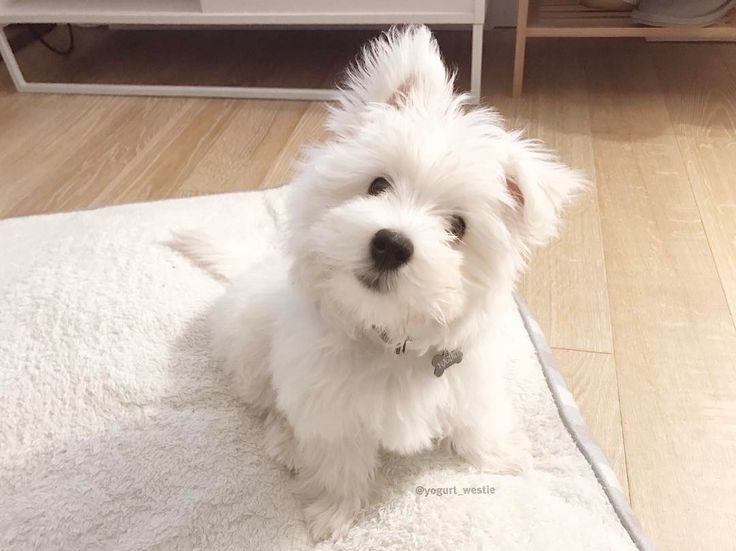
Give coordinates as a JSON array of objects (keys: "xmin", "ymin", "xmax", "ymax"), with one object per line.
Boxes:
[{"xmin": 370, "ymin": 229, "xmax": 414, "ymax": 271}]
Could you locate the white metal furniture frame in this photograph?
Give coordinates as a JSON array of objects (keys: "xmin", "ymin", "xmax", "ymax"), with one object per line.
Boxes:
[{"xmin": 0, "ymin": 0, "xmax": 485, "ymax": 102}]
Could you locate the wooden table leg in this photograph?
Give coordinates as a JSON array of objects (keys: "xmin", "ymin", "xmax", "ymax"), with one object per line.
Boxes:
[{"xmin": 513, "ymin": 0, "xmax": 530, "ymax": 97}]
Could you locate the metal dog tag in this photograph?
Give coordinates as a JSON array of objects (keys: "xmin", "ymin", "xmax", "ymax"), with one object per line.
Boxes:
[{"xmin": 432, "ymin": 349, "xmax": 463, "ymax": 377}]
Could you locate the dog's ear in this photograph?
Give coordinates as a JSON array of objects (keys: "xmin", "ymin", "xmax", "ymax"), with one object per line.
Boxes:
[
  {"xmin": 327, "ymin": 25, "xmax": 455, "ymax": 133},
  {"xmin": 502, "ymin": 137, "xmax": 587, "ymax": 247}
]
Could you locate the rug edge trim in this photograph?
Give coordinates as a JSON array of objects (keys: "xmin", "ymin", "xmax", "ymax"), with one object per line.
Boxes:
[{"xmin": 513, "ymin": 293, "xmax": 657, "ymax": 551}]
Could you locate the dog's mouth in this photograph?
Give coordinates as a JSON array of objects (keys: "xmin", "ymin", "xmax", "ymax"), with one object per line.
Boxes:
[{"xmin": 355, "ymin": 268, "xmax": 396, "ymax": 294}]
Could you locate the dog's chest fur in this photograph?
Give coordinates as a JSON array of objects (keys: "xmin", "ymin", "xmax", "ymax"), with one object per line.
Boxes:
[{"xmin": 269, "ymin": 288, "xmax": 504, "ymax": 455}]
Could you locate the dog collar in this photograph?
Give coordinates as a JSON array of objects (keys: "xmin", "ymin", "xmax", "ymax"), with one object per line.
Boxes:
[{"xmin": 371, "ymin": 326, "xmax": 463, "ymax": 377}]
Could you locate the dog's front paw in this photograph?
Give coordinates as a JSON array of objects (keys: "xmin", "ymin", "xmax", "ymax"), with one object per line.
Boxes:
[
  {"xmin": 450, "ymin": 428, "xmax": 532, "ymax": 475},
  {"xmin": 262, "ymin": 412, "xmax": 298, "ymax": 472},
  {"xmin": 303, "ymin": 495, "xmax": 358, "ymax": 542},
  {"xmin": 294, "ymin": 435, "xmax": 377, "ymax": 542}
]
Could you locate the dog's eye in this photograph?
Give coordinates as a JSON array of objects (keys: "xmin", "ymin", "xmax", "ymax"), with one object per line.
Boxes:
[
  {"xmin": 368, "ymin": 177, "xmax": 391, "ymax": 196},
  {"xmin": 449, "ymin": 215, "xmax": 466, "ymax": 240}
]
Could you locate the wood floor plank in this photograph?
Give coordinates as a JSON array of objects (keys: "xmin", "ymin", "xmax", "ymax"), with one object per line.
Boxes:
[
  {"xmin": 10, "ymin": 97, "xmax": 196, "ymax": 216},
  {"xmin": 584, "ymin": 40, "xmax": 736, "ymax": 551},
  {"xmin": 175, "ymin": 100, "xmax": 311, "ymax": 196},
  {"xmin": 652, "ymin": 43, "xmax": 736, "ymax": 327},
  {"xmin": 261, "ymin": 102, "xmax": 330, "ymax": 188},
  {"xmin": 516, "ymin": 41, "xmax": 612, "ymax": 354},
  {"xmin": 552, "ymin": 348, "xmax": 629, "ymax": 497},
  {"xmin": 83, "ymin": 99, "xmax": 240, "ymax": 208},
  {"xmin": 0, "ymin": 95, "xmax": 165, "ymax": 217},
  {"xmin": 483, "ymin": 35, "xmax": 612, "ymax": 354}
]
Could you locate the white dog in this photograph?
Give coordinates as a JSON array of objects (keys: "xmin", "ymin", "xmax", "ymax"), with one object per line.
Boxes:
[{"xmin": 176, "ymin": 26, "xmax": 584, "ymax": 541}]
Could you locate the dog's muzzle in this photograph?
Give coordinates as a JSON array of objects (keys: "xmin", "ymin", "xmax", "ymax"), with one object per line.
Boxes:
[
  {"xmin": 357, "ymin": 229, "xmax": 413, "ymax": 292},
  {"xmin": 370, "ymin": 229, "xmax": 413, "ymax": 271}
]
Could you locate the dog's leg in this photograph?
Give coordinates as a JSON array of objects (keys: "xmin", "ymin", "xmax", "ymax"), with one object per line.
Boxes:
[
  {"xmin": 449, "ymin": 423, "xmax": 531, "ymax": 475},
  {"xmin": 209, "ymin": 267, "xmax": 284, "ymax": 413},
  {"xmin": 448, "ymin": 391, "xmax": 532, "ymax": 474},
  {"xmin": 294, "ymin": 435, "xmax": 377, "ymax": 541}
]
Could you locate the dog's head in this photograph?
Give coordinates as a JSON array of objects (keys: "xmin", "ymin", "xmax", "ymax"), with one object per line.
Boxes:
[{"xmin": 287, "ymin": 26, "xmax": 585, "ymax": 352}]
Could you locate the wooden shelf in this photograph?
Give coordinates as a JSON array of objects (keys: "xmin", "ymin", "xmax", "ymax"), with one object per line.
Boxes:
[
  {"xmin": 528, "ymin": 0, "xmax": 736, "ymax": 38},
  {"xmin": 513, "ymin": 0, "xmax": 736, "ymax": 95}
]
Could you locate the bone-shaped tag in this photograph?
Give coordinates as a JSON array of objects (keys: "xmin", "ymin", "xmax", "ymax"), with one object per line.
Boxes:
[{"xmin": 432, "ymin": 349, "xmax": 463, "ymax": 377}]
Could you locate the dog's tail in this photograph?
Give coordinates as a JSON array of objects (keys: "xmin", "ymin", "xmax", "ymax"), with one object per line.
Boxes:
[
  {"xmin": 170, "ymin": 230, "xmax": 248, "ymax": 282},
  {"xmin": 171, "ymin": 191, "xmax": 288, "ymax": 281}
]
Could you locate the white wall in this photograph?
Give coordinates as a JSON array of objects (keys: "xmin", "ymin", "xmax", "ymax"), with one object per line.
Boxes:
[{"xmin": 487, "ymin": 0, "xmax": 517, "ymax": 27}]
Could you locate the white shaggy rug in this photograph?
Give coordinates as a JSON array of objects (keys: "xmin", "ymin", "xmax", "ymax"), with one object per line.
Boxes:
[{"xmin": 0, "ymin": 187, "xmax": 652, "ymax": 551}]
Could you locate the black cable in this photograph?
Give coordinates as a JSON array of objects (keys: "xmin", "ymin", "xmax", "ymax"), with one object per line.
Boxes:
[{"xmin": 26, "ymin": 24, "xmax": 75, "ymax": 56}]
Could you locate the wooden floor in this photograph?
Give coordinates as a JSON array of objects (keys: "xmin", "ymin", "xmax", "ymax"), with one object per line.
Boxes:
[{"xmin": 2, "ymin": 26, "xmax": 736, "ymax": 551}]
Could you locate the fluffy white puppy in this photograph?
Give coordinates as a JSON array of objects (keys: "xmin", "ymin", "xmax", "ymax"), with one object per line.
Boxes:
[{"xmin": 177, "ymin": 26, "xmax": 584, "ymax": 541}]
